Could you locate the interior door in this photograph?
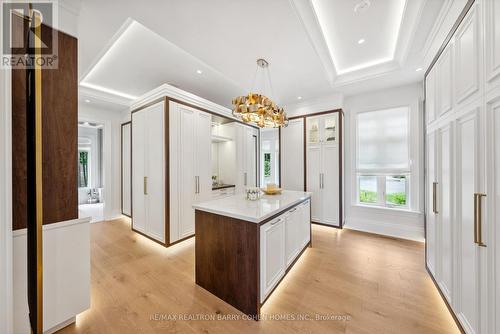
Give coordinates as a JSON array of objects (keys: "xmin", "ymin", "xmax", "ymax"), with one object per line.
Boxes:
[
  {"xmin": 196, "ymin": 110, "xmax": 212, "ymax": 202},
  {"xmin": 321, "ymin": 114, "xmax": 339, "ymax": 226},
  {"xmin": 426, "ymin": 131, "xmax": 437, "ymax": 274},
  {"xmin": 179, "ymin": 106, "xmax": 196, "ymax": 238},
  {"xmin": 456, "ymin": 107, "xmax": 481, "ymax": 333},
  {"xmin": 438, "ymin": 124, "xmax": 453, "ymax": 301},
  {"xmin": 146, "ymin": 103, "xmax": 165, "ymax": 242},
  {"xmin": 131, "ymin": 110, "xmax": 146, "ymax": 233}
]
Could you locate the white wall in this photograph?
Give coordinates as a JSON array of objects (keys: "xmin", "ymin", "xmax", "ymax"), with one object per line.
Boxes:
[
  {"xmin": 343, "ymin": 84, "xmax": 425, "ymax": 241},
  {"xmin": 79, "ymin": 104, "xmax": 125, "ymax": 220}
]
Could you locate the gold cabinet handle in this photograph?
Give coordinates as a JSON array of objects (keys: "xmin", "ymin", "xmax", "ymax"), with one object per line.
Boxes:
[
  {"xmin": 474, "ymin": 193, "xmax": 487, "ymax": 247},
  {"xmin": 144, "ymin": 176, "xmax": 148, "ymax": 195},
  {"xmin": 432, "ymin": 182, "xmax": 438, "ymax": 214}
]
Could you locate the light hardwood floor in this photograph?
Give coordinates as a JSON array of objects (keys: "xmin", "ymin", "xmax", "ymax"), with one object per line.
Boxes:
[{"xmin": 59, "ymin": 218, "xmax": 460, "ymax": 334}]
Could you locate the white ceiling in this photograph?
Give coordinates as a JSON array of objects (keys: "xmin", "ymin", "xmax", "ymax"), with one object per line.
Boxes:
[
  {"xmin": 311, "ymin": 0, "xmax": 406, "ymax": 74},
  {"xmin": 76, "ymin": 0, "xmax": 452, "ymax": 109}
]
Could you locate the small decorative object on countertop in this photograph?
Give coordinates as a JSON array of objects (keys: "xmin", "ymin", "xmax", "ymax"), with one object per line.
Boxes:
[{"xmin": 246, "ymin": 187, "xmax": 261, "ymax": 201}]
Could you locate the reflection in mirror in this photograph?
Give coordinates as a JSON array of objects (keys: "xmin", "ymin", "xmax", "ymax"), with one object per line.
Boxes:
[{"xmin": 260, "ymin": 128, "xmax": 280, "ymax": 187}]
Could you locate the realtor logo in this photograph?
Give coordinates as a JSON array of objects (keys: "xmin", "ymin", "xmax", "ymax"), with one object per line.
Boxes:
[{"xmin": 1, "ymin": 1, "xmax": 58, "ymax": 69}]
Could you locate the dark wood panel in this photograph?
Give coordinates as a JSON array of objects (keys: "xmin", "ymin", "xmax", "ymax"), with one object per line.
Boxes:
[
  {"xmin": 12, "ymin": 23, "xmax": 78, "ymax": 230},
  {"xmin": 195, "ymin": 210, "xmax": 260, "ymax": 317}
]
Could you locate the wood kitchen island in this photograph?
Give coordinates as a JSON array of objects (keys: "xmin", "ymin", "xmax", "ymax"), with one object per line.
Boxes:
[{"xmin": 193, "ymin": 190, "xmax": 312, "ymax": 318}]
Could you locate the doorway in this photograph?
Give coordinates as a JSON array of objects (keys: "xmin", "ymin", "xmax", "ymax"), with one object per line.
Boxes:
[{"xmin": 78, "ymin": 121, "xmax": 105, "ymax": 222}]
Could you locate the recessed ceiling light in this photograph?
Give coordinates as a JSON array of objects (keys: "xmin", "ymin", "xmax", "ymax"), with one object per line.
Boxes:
[
  {"xmin": 297, "ymin": 96, "xmax": 303, "ymax": 100},
  {"xmin": 358, "ymin": 38, "xmax": 365, "ymax": 44},
  {"xmin": 415, "ymin": 68, "xmax": 423, "ymax": 72},
  {"xmin": 354, "ymin": 0, "xmax": 371, "ymax": 13},
  {"xmin": 196, "ymin": 69, "xmax": 203, "ymax": 74},
  {"xmin": 84, "ymin": 99, "xmax": 91, "ymax": 103}
]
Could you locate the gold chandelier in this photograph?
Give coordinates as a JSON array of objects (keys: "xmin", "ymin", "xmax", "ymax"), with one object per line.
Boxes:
[{"xmin": 232, "ymin": 59, "xmax": 288, "ymax": 128}]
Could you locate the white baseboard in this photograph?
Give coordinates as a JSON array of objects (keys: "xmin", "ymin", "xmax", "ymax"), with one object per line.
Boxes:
[
  {"xmin": 45, "ymin": 316, "xmax": 76, "ymax": 334},
  {"xmin": 345, "ymin": 217, "xmax": 425, "ymax": 242}
]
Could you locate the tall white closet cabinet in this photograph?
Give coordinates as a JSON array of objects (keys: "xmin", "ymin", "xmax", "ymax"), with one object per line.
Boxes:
[
  {"xmin": 306, "ymin": 112, "xmax": 342, "ymax": 228},
  {"xmin": 281, "ymin": 118, "xmax": 305, "ymax": 191},
  {"xmin": 425, "ymin": 1, "xmax": 500, "ymax": 333},
  {"xmin": 132, "ymin": 101, "xmax": 166, "ymax": 243},
  {"xmin": 170, "ymin": 102, "xmax": 212, "ymax": 244}
]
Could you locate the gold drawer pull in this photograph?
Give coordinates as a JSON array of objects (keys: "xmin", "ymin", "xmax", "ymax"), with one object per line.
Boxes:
[{"xmin": 474, "ymin": 193, "xmax": 486, "ymax": 247}]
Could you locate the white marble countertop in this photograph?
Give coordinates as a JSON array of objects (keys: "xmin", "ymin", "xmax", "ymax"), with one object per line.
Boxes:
[{"xmin": 192, "ymin": 190, "xmax": 312, "ymax": 223}]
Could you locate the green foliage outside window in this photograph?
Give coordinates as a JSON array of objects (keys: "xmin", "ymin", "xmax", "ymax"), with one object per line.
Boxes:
[
  {"xmin": 264, "ymin": 153, "xmax": 271, "ymax": 177},
  {"xmin": 79, "ymin": 151, "xmax": 89, "ymax": 187},
  {"xmin": 359, "ymin": 190, "xmax": 377, "ymax": 203}
]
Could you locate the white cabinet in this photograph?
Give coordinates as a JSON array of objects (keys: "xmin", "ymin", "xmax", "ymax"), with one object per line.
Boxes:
[
  {"xmin": 132, "ymin": 101, "xmax": 165, "ymax": 242},
  {"xmin": 424, "ymin": 3, "xmax": 496, "ymax": 332},
  {"xmin": 236, "ymin": 124, "xmax": 258, "ymax": 191},
  {"xmin": 455, "ymin": 5, "xmax": 480, "ymax": 106},
  {"xmin": 281, "ymin": 118, "xmax": 304, "ymax": 190},
  {"xmin": 456, "ymin": 105, "xmax": 484, "ymax": 334},
  {"xmin": 260, "ymin": 200, "xmax": 311, "ymax": 302},
  {"xmin": 170, "ymin": 102, "xmax": 211, "ymax": 243},
  {"xmin": 121, "ymin": 122, "xmax": 131, "ymax": 217},
  {"xmin": 260, "ymin": 216, "xmax": 285, "ymax": 302},
  {"xmin": 306, "ymin": 113, "xmax": 341, "ymax": 227},
  {"xmin": 426, "ymin": 131, "xmax": 437, "ymax": 275},
  {"xmin": 437, "ymin": 124, "xmax": 453, "ymax": 302}
]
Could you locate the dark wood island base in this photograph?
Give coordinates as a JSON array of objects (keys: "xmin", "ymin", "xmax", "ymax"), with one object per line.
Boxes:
[{"xmin": 194, "ymin": 194, "xmax": 311, "ymax": 319}]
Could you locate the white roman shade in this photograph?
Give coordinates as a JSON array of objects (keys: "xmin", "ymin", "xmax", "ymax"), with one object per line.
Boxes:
[{"xmin": 357, "ymin": 106, "xmax": 410, "ymax": 173}]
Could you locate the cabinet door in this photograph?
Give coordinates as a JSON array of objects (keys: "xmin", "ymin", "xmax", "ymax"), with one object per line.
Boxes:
[
  {"xmin": 300, "ymin": 200, "xmax": 311, "ymax": 248},
  {"xmin": 132, "ymin": 110, "xmax": 147, "ymax": 233},
  {"xmin": 196, "ymin": 110, "xmax": 212, "ymax": 203},
  {"xmin": 437, "ymin": 44, "xmax": 453, "ymax": 116},
  {"xmin": 488, "ymin": 94, "xmax": 500, "ymax": 334},
  {"xmin": 454, "ymin": 5, "xmax": 480, "ymax": 106},
  {"xmin": 121, "ymin": 123, "xmax": 132, "ymax": 216},
  {"xmin": 281, "ymin": 118, "xmax": 304, "ymax": 190},
  {"xmin": 321, "ymin": 143, "xmax": 339, "ymax": 226},
  {"xmin": 426, "ymin": 131, "xmax": 437, "ymax": 274},
  {"xmin": 179, "ymin": 106, "xmax": 197, "ymax": 239},
  {"xmin": 485, "ymin": 0, "xmax": 500, "ymax": 88},
  {"xmin": 260, "ymin": 217, "xmax": 285, "ymax": 302},
  {"xmin": 426, "ymin": 68, "xmax": 437, "ymax": 125},
  {"xmin": 146, "ymin": 103, "xmax": 165, "ymax": 242},
  {"xmin": 285, "ymin": 211, "xmax": 297, "ymax": 267},
  {"xmin": 456, "ymin": 107, "xmax": 482, "ymax": 334},
  {"xmin": 307, "ymin": 145, "xmax": 321, "ymax": 223},
  {"xmin": 245, "ymin": 127, "xmax": 258, "ymax": 187},
  {"xmin": 438, "ymin": 124, "xmax": 453, "ymax": 301}
]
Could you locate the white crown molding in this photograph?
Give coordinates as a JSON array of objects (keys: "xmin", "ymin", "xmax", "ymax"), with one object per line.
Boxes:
[
  {"xmin": 284, "ymin": 92, "xmax": 344, "ymax": 117},
  {"xmin": 79, "ymin": 85, "xmax": 132, "ymax": 107},
  {"xmin": 130, "ymin": 83, "xmax": 234, "ymax": 119},
  {"xmin": 289, "ymin": 0, "xmax": 337, "ymax": 86},
  {"xmin": 333, "ymin": 60, "xmax": 401, "ymax": 87},
  {"xmin": 394, "ymin": 0, "xmax": 427, "ymax": 66}
]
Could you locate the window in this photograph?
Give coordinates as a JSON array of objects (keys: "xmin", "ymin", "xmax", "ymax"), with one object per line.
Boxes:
[
  {"xmin": 263, "ymin": 153, "xmax": 271, "ymax": 178},
  {"xmin": 356, "ymin": 107, "xmax": 410, "ymax": 209},
  {"xmin": 78, "ymin": 150, "xmax": 90, "ymax": 188}
]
